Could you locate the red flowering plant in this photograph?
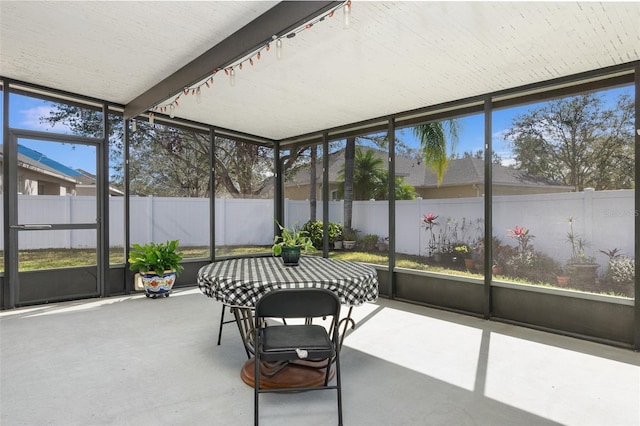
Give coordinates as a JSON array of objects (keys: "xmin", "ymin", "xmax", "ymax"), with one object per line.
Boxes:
[
  {"xmin": 508, "ymin": 225, "xmax": 534, "ymax": 253},
  {"xmin": 421, "ymin": 213, "xmax": 439, "ymax": 256}
]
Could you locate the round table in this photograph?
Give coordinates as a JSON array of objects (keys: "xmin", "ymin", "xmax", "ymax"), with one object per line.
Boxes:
[
  {"xmin": 198, "ymin": 255, "xmax": 379, "ymax": 388},
  {"xmin": 198, "ymin": 255, "xmax": 379, "ymax": 307}
]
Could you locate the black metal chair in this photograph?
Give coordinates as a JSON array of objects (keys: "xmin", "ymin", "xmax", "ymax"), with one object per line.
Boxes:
[{"xmin": 253, "ymin": 288, "xmax": 343, "ymax": 426}]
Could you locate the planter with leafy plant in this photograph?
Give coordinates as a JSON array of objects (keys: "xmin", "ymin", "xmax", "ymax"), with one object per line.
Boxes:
[
  {"xmin": 128, "ymin": 240, "xmax": 184, "ymax": 298},
  {"xmin": 329, "ymin": 222, "xmax": 343, "ymax": 249},
  {"xmin": 272, "ymin": 222, "xmax": 314, "ymax": 266},
  {"xmin": 564, "ymin": 216, "xmax": 599, "ymax": 290},
  {"xmin": 342, "ymin": 228, "xmax": 359, "ymax": 250}
]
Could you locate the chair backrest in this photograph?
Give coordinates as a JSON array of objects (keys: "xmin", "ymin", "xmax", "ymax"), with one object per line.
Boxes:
[{"xmin": 255, "ymin": 288, "xmax": 340, "ymax": 320}]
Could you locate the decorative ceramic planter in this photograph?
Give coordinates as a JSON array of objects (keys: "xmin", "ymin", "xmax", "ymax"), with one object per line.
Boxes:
[
  {"xmin": 343, "ymin": 241, "xmax": 356, "ymax": 250},
  {"xmin": 281, "ymin": 246, "xmax": 302, "ymax": 266},
  {"xmin": 140, "ymin": 270, "xmax": 177, "ymax": 298},
  {"xmin": 334, "ymin": 241, "xmax": 343, "ymax": 250}
]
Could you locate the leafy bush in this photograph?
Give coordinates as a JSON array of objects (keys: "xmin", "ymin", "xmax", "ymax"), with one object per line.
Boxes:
[
  {"xmin": 608, "ymin": 256, "xmax": 635, "ymax": 283},
  {"xmin": 328, "ymin": 222, "xmax": 343, "ymax": 243},
  {"xmin": 302, "ymin": 221, "xmax": 324, "ymax": 248},
  {"xmin": 359, "ymin": 234, "xmax": 379, "ymax": 250},
  {"xmin": 302, "ymin": 221, "xmax": 343, "ymax": 249},
  {"xmin": 505, "ymin": 251, "xmax": 561, "ymax": 283}
]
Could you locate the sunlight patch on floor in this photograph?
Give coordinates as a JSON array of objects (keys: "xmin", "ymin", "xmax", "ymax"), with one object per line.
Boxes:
[
  {"xmin": 484, "ymin": 333, "xmax": 640, "ymax": 426},
  {"xmin": 344, "ymin": 306, "xmax": 483, "ymax": 391},
  {"xmin": 0, "ymin": 288, "xmax": 202, "ymax": 318}
]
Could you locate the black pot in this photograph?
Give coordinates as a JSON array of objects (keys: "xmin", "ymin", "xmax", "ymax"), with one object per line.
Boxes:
[{"xmin": 281, "ymin": 246, "xmax": 301, "ymax": 266}]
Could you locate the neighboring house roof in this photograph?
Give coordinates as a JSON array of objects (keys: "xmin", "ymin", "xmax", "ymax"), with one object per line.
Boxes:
[
  {"xmin": 286, "ymin": 147, "xmax": 572, "ymax": 190},
  {"xmin": 1, "ymin": 145, "xmax": 125, "ymax": 195},
  {"xmin": 75, "ymin": 169, "xmax": 125, "ymax": 196},
  {"xmin": 17, "ymin": 144, "xmax": 84, "ymax": 178},
  {"xmin": 0, "ymin": 144, "xmax": 80, "ymax": 183}
]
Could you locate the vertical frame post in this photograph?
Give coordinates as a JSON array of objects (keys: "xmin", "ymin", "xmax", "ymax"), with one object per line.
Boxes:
[
  {"xmin": 323, "ymin": 132, "xmax": 330, "ymax": 257},
  {"xmin": 483, "ymin": 97, "xmax": 493, "ymax": 320},
  {"xmin": 388, "ymin": 117, "xmax": 396, "ymax": 299},
  {"xmin": 634, "ymin": 65, "xmax": 640, "ymax": 351},
  {"xmin": 124, "ymin": 118, "xmax": 132, "ymax": 293},
  {"xmin": 210, "ymin": 128, "xmax": 216, "ymax": 262}
]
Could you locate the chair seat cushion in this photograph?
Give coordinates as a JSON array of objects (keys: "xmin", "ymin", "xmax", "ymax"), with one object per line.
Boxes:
[{"xmin": 260, "ymin": 325, "xmax": 334, "ymax": 360}]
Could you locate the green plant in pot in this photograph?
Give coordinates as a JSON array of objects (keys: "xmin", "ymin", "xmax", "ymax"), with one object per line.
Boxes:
[
  {"xmin": 272, "ymin": 221, "xmax": 314, "ymax": 266},
  {"xmin": 328, "ymin": 222, "xmax": 343, "ymax": 249},
  {"xmin": 564, "ymin": 216, "xmax": 598, "ymax": 290},
  {"xmin": 342, "ymin": 227, "xmax": 359, "ymax": 250},
  {"xmin": 128, "ymin": 240, "xmax": 184, "ymax": 298}
]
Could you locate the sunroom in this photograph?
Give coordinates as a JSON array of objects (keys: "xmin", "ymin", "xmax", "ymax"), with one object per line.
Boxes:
[{"xmin": 1, "ymin": 3, "xmax": 639, "ymax": 422}]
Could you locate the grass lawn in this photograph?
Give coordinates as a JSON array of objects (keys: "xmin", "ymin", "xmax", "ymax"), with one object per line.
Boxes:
[
  {"xmin": 3, "ymin": 246, "xmax": 468, "ymax": 274},
  {"xmin": 2, "ymin": 246, "xmax": 631, "ymax": 298}
]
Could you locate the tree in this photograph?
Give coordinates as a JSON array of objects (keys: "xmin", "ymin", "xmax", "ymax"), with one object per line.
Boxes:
[
  {"xmin": 41, "ymin": 104, "xmax": 295, "ymax": 198},
  {"xmin": 374, "ymin": 170, "xmax": 416, "ymax": 201},
  {"xmin": 343, "ymin": 137, "xmax": 356, "ymax": 230},
  {"xmin": 454, "ymin": 149, "xmax": 503, "ymax": 165},
  {"xmin": 505, "ymin": 93, "xmax": 634, "ymax": 191},
  {"xmin": 338, "ymin": 147, "xmax": 415, "ymax": 201},
  {"xmin": 309, "ymin": 145, "xmax": 317, "ymax": 221},
  {"xmin": 414, "ymin": 120, "xmax": 460, "ymax": 185},
  {"xmin": 338, "ymin": 148, "xmax": 384, "ymax": 200}
]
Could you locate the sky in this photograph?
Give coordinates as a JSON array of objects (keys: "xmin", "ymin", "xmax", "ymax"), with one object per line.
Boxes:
[
  {"xmin": 4, "ymin": 93, "xmax": 98, "ymax": 173},
  {"xmin": 1, "ymin": 85, "xmax": 633, "ymax": 176}
]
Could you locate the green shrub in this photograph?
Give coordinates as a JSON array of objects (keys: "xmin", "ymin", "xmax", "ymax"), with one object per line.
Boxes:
[
  {"xmin": 302, "ymin": 221, "xmax": 343, "ymax": 249},
  {"xmin": 360, "ymin": 234, "xmax": 379, "ymax": 250},
  {"xmin": 504, "ymin": 251, "xmax": 561, "ymax": 283},
  {"xmin": 608, "ymin": 256, "xmax": 635, "ymax": 283}
]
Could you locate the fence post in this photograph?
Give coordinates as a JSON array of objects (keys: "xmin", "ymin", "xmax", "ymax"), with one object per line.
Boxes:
[
  {"xmin": 417, "ymin": 199, "xmax": 423, "ymax": 256},
  {"xmin": 284, "ymin": 198, "xmax": 290, "ymax": 228},
  {"xmin": 66, "ymin": 195, "xmax": 72, "ymax": 249},
  {"xmin": 218, "ymin": 197, "xmax": 226, "ymax": 246},
  {"xmin": 147, "ymin": 196, "xmax": 153, "ymax": 243}
]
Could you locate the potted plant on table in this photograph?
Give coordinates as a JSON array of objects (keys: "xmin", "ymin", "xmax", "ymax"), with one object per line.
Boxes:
[
  {"xmin": 272, "ymin": 221, "xmax": 315, "ymax": 266},
  {"xmin": 128, "ymin": 240, "xmax": 184, "ymax": 298}
]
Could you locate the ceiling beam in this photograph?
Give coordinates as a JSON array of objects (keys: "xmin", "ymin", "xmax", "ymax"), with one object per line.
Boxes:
[{"xmin": 124, "ymin": 1, "xmax": 340, "ymax": 120}]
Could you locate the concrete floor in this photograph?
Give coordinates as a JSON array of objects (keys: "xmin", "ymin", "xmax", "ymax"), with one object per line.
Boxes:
[{"xmin": 1, "ymin": 287, "xmax": 639, "ymax": 426}]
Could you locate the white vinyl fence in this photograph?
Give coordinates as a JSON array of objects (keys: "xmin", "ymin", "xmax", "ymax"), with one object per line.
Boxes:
[{"xmin": 4, "ymin": 189, "xmax": 635, "ymax": 271}]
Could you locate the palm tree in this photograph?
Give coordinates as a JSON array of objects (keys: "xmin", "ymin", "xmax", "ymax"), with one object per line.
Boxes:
[
  {"xmin": 338, "ymin": 147, "xmax": 385, "ymax": 200},
  {"xmin": 414, "ymin": 120, "xmax": 460, "ymax": 185},
  {"xmin": 309, "ymin": 145, "xmax": 317, "ymax": 221},
  {"xmin": 343, "ymin": 137, "xmax": 356, "ymax": 230}
]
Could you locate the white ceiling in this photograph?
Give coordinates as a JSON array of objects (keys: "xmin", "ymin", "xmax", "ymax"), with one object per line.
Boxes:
[{"xmin": 1, "ymin": 1, "xmax": 639, "ymax": 141}]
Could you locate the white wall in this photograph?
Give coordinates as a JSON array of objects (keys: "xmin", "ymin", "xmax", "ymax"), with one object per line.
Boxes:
[{"xmin": 4, "ymin": 189, "xmax": 635, "ymax": 271}]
